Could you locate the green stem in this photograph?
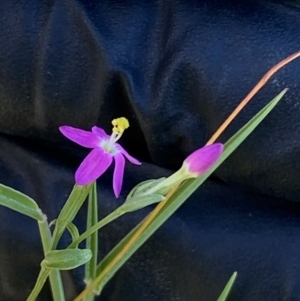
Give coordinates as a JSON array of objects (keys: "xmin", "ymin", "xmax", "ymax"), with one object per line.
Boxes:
[
  {"xmin": 38, "ymin": 215, "xmax": 66, "ymax": 301},
  {"xmin": 26, "ymin": 268, "xmax": 51, "ymax": 301},
  {"xmin": 68, "ymin": 209, "xmax": 123, "ymax": 249},
  {"xmin": 140, "ymin": 170, "xmax": 184, "ymax": 196},
  {"xmin": 84, "ymin": 182, "xmax": 98, "ymax": 301}
]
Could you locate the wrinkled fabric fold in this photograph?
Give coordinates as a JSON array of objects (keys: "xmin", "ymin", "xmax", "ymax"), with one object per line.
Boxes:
[{"xmin": 0, "ymin": 1, "xmax": 300, "ymax": 301}]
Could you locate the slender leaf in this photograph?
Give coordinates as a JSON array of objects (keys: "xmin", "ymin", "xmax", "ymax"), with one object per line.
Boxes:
[
  {"xmin": 52, "ymin": 184, "xmax": 92, "ymax": 248},
  {"xmin": 0, "ymin": 184, "xmax": 43, "ymax": 221},
  {"xmin": 217, "ymin": 272, "xmax": 237, "ymax": 301},
  {"xmin": 120, "ymin": 194, "xmax": 165, "ymax": 213},
  {"xmin": 85, "ymin": 182, "xmax": 98, "ymax": 285},
  {"xmin": 126, "ymin": 178, "xmax": 166, "ymax": 199}
]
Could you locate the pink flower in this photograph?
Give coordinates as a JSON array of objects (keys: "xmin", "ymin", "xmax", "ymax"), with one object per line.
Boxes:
[
  {"xmin": 59, "ymin": 118, "xmax": 141, "ymax": 198},
  {"xmin": 181, "ymin": 143, "xmax": 224, "ymax": 177}
]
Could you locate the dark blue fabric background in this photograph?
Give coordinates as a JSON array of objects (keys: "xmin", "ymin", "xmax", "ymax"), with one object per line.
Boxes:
[{"xmin": 0, "ymin": 0, "xmax": 300, "ymax": 300}]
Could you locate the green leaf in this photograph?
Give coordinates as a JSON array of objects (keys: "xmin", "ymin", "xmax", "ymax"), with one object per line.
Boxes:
[
  {"xmin": 90, "ymin": 89, "xmax": 287, "ymax": 294},
  {"xmin": 120, "ymin": 194, "xmax": 165, "ymax": 213},
  {"xmin": 52, "ymin": 184, "xmax": 92, "ymax": 249},
  {"xmin": 217, "ymin": 272, "xmax": 237, "ymax": 301},
  {"xmin": 0, "ymin": 184, "xmax": 43, "ymax": 221},
  {"xmin": 42, "ymin": 249, "xmax": 92, "ymax": 270},
  {"xmin": 85, "ymin": 182, "xmax": 98, "ymax": 284},
  {"xmin": 126, "ymin": 178, "xmax": 166, "ymax": 199}
]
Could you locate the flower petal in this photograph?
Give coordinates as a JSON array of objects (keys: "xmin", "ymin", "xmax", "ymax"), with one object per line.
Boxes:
[
  {"xmin": 113, "ymin": 154, "xmax": 125, "ymax": 198},
  {"xmin": 59, "ymin": 126, "xmax": 100, "ymax": 148},
  {"xmin": 75, "ymin": 148, "xmax": 112, "ymax": 185},
  {"xmin": 183, "ymin": 143, "xmax": 224, "ymax": 176},
  {"xmin": 117, "ymin": 144, "xmax": 141, "ymax": 165},
  {"xmin": 92, "ymin": 126, "xmax": 110, "ymax": 139}
]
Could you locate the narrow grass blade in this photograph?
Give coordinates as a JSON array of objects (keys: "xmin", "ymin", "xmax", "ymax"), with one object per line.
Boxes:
[{"xmin": 217, "ymin": 272, "xmax": 237, "ymax": 301}]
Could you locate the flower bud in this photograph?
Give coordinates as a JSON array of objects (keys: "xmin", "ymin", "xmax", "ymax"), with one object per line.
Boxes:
[
  {"xmin": 135, "ymin": 143, "xmax": 224, "ymax": 197},
  {"xmin": 181, "ymin": 143, "xmax": 224, "ymax": 177}
]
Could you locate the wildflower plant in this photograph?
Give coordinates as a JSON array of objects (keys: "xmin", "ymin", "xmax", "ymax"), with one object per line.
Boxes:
[{"xmin": 0, "ymin": 50, "xmax": 299, "ymax": 301}]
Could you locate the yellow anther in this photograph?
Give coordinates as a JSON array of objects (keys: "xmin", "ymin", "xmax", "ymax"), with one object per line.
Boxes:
[{"xmin": 112, "ymin": 117, "xmax": 129, "ymax": 135}]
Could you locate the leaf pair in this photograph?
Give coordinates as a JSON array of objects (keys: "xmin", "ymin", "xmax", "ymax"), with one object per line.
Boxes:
[{"xmin": 42, "ymin": 249, "xmax": 92, "ymax": 270}]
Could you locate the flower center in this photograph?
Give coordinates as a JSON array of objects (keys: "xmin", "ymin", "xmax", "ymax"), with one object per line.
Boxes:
[{"xmin": 104, "ymin": 117, "xmax": 129, "ymax": 153}]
